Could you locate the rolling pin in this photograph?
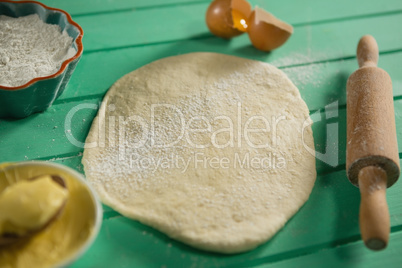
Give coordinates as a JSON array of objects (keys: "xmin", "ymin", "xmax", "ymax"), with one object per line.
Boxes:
[{"xmin": 346, "ymin": 35, "xmax": 400, "ymax": 250}]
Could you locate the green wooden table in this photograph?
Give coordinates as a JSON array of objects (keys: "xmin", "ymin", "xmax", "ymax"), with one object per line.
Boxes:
[{"xmin": 2, "ymin": 0, "xmax": 402, "ymax": 267}]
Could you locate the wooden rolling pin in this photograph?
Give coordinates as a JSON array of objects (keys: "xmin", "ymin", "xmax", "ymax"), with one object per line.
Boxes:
[{"xmin": 346, "ymin": 35, "xmax": 400, "ymax": 250}]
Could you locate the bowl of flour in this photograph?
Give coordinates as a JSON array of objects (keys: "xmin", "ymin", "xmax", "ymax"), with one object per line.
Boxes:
[{"xmin": 0, "ymin": 0, "xmax": 83, "ymax": 118}]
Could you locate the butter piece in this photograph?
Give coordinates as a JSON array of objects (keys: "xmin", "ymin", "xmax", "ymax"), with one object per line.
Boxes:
[
  {"xmin": 0, "ymin": 164, "xmax": 97, "ymax": 268},
  {"xmin": 0, "ymin": 175, "xmax": 68, "ymax": 235}
]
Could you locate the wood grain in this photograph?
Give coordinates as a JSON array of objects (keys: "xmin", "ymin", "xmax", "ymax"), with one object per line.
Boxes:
[{"xmin": 1, "ymin": 0, "xmax": 402, "ymax": 267}]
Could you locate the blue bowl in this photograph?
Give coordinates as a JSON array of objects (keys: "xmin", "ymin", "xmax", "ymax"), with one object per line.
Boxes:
[{"xmin": 0, "ymin": 0, "xmax": 84, "ymax": 118}]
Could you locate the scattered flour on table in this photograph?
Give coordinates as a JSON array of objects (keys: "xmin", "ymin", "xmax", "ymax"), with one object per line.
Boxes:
[
  {"xmin": 0, "ymin": 14, "xmax": 76, "ymax": 87},
  {"xmin": 271, "ymin": 53, "xmax": 328, "ymax": 89},
  {"xmin": 282, "ymin": 64, "xmax": 324, "ymax": 89},
  {"xmin": 270, "ymin": 53, "xmax": 316, "ymax": 67}
]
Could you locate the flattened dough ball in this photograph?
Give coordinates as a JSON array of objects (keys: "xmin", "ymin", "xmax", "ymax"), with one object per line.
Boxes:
[{"xmin": 82, "ymin": 52, "xmax": 316, "ymax": 254}]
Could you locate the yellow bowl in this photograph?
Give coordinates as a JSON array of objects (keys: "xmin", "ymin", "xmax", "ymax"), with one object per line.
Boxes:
[{"xmin": 0, "ymin": 161, "xmax": 102, "ymax": 268}]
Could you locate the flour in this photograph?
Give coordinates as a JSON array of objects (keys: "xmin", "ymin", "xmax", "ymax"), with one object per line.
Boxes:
[
  {"xmin": 0, "ymin": 14, "xmax": 76, "ymax": 87},
  {"xmin": 271, "ymin": 53, "xmax": 328, "ymax": 90}
]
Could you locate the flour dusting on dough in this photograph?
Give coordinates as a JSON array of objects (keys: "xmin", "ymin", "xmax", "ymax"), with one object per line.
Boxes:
[{"xmin": 82, "ymin": 52, "xmax": 316, "ymax": 253}]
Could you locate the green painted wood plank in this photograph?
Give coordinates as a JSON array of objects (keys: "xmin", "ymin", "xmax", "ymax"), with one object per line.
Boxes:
[
  {"xmin": 33, "ymin": 0, "xmax": 209, "ymax": 16},
  {"xmin": 69, "ymin": 166, "xmax": 402, "ymax": 267},
  {"xmin": 56, "ymin": 47, "xmax": 402, "ymax": 113},
  {"xmin": 257, "ymin": 231, "xmax": 402, "ymax": 268},
  {"xmin": 73, "ymin": 6, "xmax": 402, "ymax": 55},
  {"xmin": 25, "ymin": 0, "xmax": 402, "ymax": 25},
  {"xmin": 74, "ymin": 3, "xmax": 208, "ymax": 51},
  {"xmin": 2, "ymin": 1, "xmax": 402, "ymax": 267},
  {"xmin": 0, "ymin": 99, "xmax": 98, "ymax": 163},
  {"xmin": 48, "ymin": 154, "xmax": 84, "ymax": 174},
  {"xmin": 250, "ymin": 0, "xmax": 402, "ymax": 26}
]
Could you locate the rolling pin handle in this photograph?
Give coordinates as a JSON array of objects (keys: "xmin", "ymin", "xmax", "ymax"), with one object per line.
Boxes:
[
  {"xmin": 358, "ymin": 166, "xmax": 390, "ymax": 250},
  {"xmin": 357, "ymin": 35, "xmax": 379, "ymax": 68}
]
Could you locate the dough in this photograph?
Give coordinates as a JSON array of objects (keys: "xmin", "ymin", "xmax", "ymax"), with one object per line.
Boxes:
[{"xmin": 82, "ymin": 52, "xmax": 316, "ymax": 254}]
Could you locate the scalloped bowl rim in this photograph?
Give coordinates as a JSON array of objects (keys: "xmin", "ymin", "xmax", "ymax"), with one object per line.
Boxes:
[{"xmin": 0, "ymin": 0, "xmax": 84, "ymax": 91}]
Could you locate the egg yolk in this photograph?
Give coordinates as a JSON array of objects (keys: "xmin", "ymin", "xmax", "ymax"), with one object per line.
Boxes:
[{"xmin": 232, "ymin": 9, "xmax": 248, "ymax": 32}]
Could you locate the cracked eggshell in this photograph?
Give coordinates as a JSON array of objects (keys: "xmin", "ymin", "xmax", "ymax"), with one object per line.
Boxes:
[
  {"xmin": 205, "ymin": 0, "xmax": 252, "ymax": 39},
  {"xmin": 247, "ymin": 7, "xmax": 293, "ymax": 51}
]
